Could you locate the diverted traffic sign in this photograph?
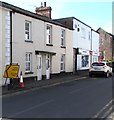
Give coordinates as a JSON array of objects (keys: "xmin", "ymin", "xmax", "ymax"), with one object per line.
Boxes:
[{"xmin": 4, "ymin": 64, "xmax": 20, "ymax": 78}]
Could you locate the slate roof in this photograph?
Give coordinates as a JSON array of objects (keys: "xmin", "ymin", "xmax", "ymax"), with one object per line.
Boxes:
[{"xmin": 0, "ymin": 1, "xmax": 73, "ymax": 30}]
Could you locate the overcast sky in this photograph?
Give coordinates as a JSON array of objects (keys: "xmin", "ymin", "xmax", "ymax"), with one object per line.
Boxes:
[{"xmin": 1, "ymin": 0, "xmax": 113, "ymax": 33}]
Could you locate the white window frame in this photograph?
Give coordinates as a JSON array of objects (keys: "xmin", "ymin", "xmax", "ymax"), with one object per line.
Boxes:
[
  {"xmin": 25, "ymin": 52, "xmax": 32, "ymax": 72},
  {"xmin": 88, "ymin": 31, "xmax": 91, "ymax": 40},
  {"xmin": 81, "ymin": 27, "xmax": 86, "ymax": 39},
  {"xmin": 81, "ymin": 55, "xmax": 89, "ymax": 67},
  {"xmin": 60, "ymin": 54, "xmax": 65, "ymax": 72},
  {"xmin": 61, "ymin": 29, "xmax": 65, "ymax": 47},
  {"xmin": 25, "ymin": 21, "xmax": 31, "ymax": 41},
  {"xmin": 46, "ymin": 25, "xmax": 52, "ymax": 45}
]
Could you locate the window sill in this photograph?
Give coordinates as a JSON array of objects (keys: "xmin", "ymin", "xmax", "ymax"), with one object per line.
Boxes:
[
  {"xmin": 46, "ymin": 44, "xmax": 53, "ymax": 46},
  {"xmin": 25, "ymin": 71, "xmax": 34, "ymax": 74},
  {"xmin": 25, "ymin": 40, "xmax": 33, "ymax": 43},
  {"xmin": 61, "ymin": 46, "xmax": 66, "ymax": 48},
  {"xmin": 60, "ymin": 71, "xmax": 65, "ymax": 73}
]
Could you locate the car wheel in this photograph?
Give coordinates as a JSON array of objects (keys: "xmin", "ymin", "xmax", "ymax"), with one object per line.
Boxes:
[
  {"xmin": 105, "ymin": 71, "xmax": 109, "ymax": 78},
  {"xmin": 89, "ymin": 73, "xmax": 92, "ymax": 77},
  {"xmin": 111, "ymin": 72, "xmax": 113, "ymax": 76}
]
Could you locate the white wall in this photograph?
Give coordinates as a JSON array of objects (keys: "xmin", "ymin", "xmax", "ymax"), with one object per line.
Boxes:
[
  {"xmin": 73, "ymin": 19, "xmax": 91, "ymax": 50},
  {"xmin": 73, "ymin": 18, "xmax": 91, "ymax": 70},
  {"xmin": 92, "ymin": 30, "xmax": 99, "ymax": 52},
  {"xmin": 12, "ymin": 13, "xmax": 45, "ymax": 77},
  {"xmin": 92, "ymin": 30, "xmax": 99, "ymax": 62},
  {"xmin": 12, "ymin": 12, "xmax": 73, "ymax": 78},
  {"xmin": 48, "ymin": 23, "xmax": 73, "ymax": 74}
]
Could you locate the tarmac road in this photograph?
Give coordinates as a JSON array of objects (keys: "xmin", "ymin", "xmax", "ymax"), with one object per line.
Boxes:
[{"xmin": 2, "ymin": 75, "xmax": 113, "ymax": 119}]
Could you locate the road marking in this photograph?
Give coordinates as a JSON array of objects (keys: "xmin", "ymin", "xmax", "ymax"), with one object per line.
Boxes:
[
  {"xmin": 102, "ymin": 105, "xmax": 112, "ymax": 118},
  {"xmin": 8, "ymin": 99, "xmax": 54, "ymax": 118},
  {"xmin": 92, "ymin": 99, "xmax": 114, "ymax": 118}
]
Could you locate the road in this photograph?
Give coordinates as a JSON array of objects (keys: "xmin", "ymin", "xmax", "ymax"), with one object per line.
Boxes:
[{"xmin": 2, "ymin": 75, "xmax": 113, "ymax": 119}]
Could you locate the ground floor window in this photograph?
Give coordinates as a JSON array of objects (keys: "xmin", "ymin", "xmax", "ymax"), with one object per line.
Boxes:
[
  {"xmin": 60, "ymin": 54, "xmax": 65, "ymax": 72},
  {"xmin": 25, "ymin": 52, "xmax": 32, "ymax": 72},
  {"xmin": 93, "ymin": 57, "xmax": 98, "ymax": 63},
  {"xmin": 81, "ymin": 55, "xmax": 89, "ymax": 67}
]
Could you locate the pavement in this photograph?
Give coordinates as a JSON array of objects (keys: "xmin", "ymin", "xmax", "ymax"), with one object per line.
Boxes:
[{"xmin": 2, "ymin": 70, "xmax": 89, "ymax": 96}]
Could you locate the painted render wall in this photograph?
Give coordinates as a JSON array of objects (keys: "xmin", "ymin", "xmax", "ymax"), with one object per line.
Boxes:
[
  {"xmin": 73, "ymin": 19, "xmax": 91, "ymax": 50},
  {"xmin": 73, "ymin": 19, "xmax": 91, "ymax": 70},
  {"xmin": 12, "ymin": 13, "xmax": 45, "ymax": 78},
  {"xmin": 91, "ymin": 30, "xmax": 99, "ymax": 63},
  {"xmin": 12, "ymin": 12, "xmax": 73, "ymax": 79},
  {"xmin": 49, "ymin": 23, "xmax": 73, "ymax": 74}
]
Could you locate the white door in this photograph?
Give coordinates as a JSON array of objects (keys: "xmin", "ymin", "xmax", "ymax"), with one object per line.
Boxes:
[
  {"xmin": 46, "ymin": 54, "xmax": 51, "ymax": 79},
  {"xmin": 37, "ymin": 55, "xmax": 42, "ymax": 80}
]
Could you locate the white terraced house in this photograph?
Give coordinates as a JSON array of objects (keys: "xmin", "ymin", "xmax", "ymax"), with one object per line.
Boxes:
[
  {"xmin": 0, "ymin": 1, "xmax": 73, "ymax": 85},
  {"xmin": 0, "ymin": 1, "xmax": 100, "ymax": 86}
]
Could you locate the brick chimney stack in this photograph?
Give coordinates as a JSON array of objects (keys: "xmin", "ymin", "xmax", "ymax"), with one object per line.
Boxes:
[{"xmin": 35, "ymin": 2, "xmax": 52, "ymax": 19}]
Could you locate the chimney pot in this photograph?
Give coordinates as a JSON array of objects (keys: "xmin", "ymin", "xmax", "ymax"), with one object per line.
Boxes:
[
  {"xmin": 44, "ymin": 2, "xmax": 46, "ymax": 7},
  {"xmin": 41, "ymin": 2, "xmax": 43, "ymax": 7},
  {"xmin": 35, "ymin": 2, "xmax": 52, "ymax": 19}
]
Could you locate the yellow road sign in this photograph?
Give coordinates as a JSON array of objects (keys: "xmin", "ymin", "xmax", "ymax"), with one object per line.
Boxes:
[{"xmin": 4, "ymin": 64, "xmax": 20, "ymax": 78}]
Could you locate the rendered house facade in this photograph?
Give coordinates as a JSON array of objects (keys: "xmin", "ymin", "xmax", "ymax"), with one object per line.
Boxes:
[{"xmin": 0, "ymin": 1, "xmax": 73, "ymax": 85}]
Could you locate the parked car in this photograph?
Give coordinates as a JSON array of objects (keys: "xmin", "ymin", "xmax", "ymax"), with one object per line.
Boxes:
[{"xmin": 89, "ymin": 61, "xmax": 113, "ymax": 77}]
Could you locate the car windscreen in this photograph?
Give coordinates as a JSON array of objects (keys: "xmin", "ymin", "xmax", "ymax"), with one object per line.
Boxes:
[{"xmin": 92, "ymin": 62, "xmax": 105, "ymax": 66}]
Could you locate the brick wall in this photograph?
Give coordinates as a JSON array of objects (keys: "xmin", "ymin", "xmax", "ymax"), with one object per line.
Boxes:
[{"xmin": 97, "ymin": 28, "xmax": 113, "ymax": 61}]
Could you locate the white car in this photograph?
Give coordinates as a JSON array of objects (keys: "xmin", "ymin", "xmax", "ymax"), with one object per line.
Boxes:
[{"xmin": 89, "ymin": 61, "xmax": 113, "ymax": 77}]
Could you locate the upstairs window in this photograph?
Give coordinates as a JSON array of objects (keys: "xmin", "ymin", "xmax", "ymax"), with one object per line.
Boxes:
[
  {"xmin": 25, "ymin": 21, "xmax": 31, "ymax": 41},
  {"xmin": 46, "ymin": 25, "xmax": 52, "ymax": 45},
  {"xmin": 61, "ymin": 29, "xmax": 65, "ymax": 47},
  {"xmin": 81, "ymin": 27, "xmax": 86, "ymax": 39},
  {"xmin": 88, "ymin": 31, "xmax": 91, "ymax": 40}
]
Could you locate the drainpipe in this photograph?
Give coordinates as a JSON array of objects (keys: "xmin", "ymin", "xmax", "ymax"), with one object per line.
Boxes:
[
  {"xmin": 90, "ymin": 28, "xmax": 92, "ymax": 65},
  {"xmin": 8, "ymin": 11, "xmax": 13, "ymax": 89},
  {"xmin": 10, "ymin": 11, "xmax": 12, "ymax": 65}
]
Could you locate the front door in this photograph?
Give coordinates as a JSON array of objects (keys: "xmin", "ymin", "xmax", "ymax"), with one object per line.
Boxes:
[
  {"xmin": 37, "ymin": 55, "xmax": 42, "ymax": 80},
  {"xmin": 46, "ymin": 54, "xmax": 51, "ymax": 79}
]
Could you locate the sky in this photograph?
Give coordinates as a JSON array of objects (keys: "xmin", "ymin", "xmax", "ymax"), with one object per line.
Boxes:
[{"xmin": 1, "ymin": 0, "xmax": 113, "ymax": 33}]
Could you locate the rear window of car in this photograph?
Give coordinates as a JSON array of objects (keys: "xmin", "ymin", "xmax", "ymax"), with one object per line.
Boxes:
[{"xmin": 92, "ymin": 62, "xmax": 105, "ymax": 66}]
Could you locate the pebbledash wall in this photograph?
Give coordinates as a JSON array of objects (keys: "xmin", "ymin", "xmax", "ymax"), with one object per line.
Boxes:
[{"xmin": 0, "ymin": 1, "xmax": 73, "ymax": 85}]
